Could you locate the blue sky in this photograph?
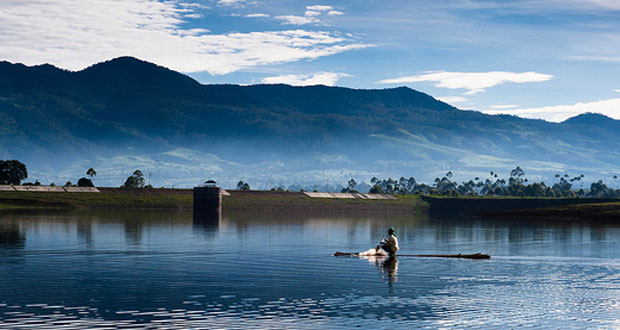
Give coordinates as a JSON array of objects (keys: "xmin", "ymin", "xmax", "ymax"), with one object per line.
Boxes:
[{"xmin": 1, "ymin": 0, "xmax": 620, "ymax": 121}]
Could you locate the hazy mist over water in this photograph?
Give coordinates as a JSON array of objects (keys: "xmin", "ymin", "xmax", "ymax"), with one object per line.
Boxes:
[{"xmin": 0, "ymin": 210, "xmax": 618, "ymax": 328}]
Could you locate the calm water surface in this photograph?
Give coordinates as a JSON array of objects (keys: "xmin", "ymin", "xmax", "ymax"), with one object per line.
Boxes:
[{"xmin": 0, "ymin": 210, "xmax": 618, "ymax": 329}]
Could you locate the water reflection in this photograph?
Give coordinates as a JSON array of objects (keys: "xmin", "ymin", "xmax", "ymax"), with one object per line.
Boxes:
[
  {"xmin": 193, "ymin": 213, "xmax": 221, "ymax": 238},
  {"xmin": 124, "ymin": 218, "xmax": 144, "ymax": 246},
  {"xmin": 76, "ymin": 220, "xmax": 94, "ymax": 249},
  {"xmin": 362, "ymin": 255, "xmax": 399, "ymax": 292},
  {"xmin": 0, "ymin": 210, "xmax": 617, "ymax": 258},
  {"xmin": 381, "ymin": 256, "xmax": 398, "ymax": 284},
  {"xmin": 0, "ymin": 209, "xmax": 618, "ymax": 329},
  {"xmin": 0, "ymin": 222, "xmax": 25, "ymax": 250}
]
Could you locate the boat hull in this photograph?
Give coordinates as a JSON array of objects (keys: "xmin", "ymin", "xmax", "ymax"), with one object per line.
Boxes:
[{"xmin": 333, "ymin": 252, "xmax": 490, "ymax": 259}]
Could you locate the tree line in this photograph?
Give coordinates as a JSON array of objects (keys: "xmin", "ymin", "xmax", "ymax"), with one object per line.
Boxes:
[
  {"xmin": 3, "ymin": 160, "xmax": 619, "ymax": 197},
  {"xmin": 0, "ymin": 160, "xmax": 152, "ymax": 189},
  {"xmin": 361, "ymin": 166, "xmax": 619, "ymax": 198}
]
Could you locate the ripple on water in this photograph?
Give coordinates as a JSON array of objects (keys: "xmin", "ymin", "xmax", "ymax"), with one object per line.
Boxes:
[
  {"xmin": 2, "ymin": 273, "xmax": 618, "ymax": 330},
  {"xmin": 1, "ymin": 211, "xmax": 619, "ymax": 329}
]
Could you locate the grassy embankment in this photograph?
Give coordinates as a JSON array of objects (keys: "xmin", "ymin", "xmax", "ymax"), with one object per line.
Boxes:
[
  {"xmin": 0, "ymin": 188, "xmax": 194, "ymax": 211},
  {"xmin": 222, "ymin": 191, "xmax": 426, "ymax": 214},
  {"xmin": 0, "ymin": 189, "xmax": 427, "ymax": 214},
  {"xmin": 1, "ymin": 189, "xmax": 616, "ymax": 221},
  {"xmin": 421, "ymin": 195, "xmax": 620, "ymax": 220},
  {"xmin": 484, "ymin": 202, "xmax": 620, "ymax": 222}
]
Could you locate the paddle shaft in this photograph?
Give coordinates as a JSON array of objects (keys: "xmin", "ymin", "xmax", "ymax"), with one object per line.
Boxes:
[{"xmin": 333, "ymin": 252, "xmax": 490, "ymax": 259}]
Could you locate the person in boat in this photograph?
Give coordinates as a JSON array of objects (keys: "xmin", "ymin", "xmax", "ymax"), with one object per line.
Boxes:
[{"xmin": 375, "ymin": 227, "xmax": 399, "ymax": 256}]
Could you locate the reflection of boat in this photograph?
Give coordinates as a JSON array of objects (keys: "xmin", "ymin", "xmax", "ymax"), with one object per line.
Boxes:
[{"xmin": 334, "ymin": 251, "xmax": 490, "ymax": 259}]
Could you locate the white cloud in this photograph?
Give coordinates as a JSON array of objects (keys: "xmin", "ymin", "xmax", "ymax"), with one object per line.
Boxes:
[
  {"xmin": 261, "ymin": 72, "xmax": 351, "ymax": 86},
  {"xmin": 614, "ymin": 89, "xmax": 620, "ymax": 93},
  {"xmin": 483, "ymin": 98, "xmax": 620, "ymax": 122},
  {"xmin": 585, "ymin": 0, "xmax": 620, "ymax": 9},
  {"xmin": 377, "ymin": 71, "xmax": 553, "ymax": 94},
  {"xmin": 245, "ymin": 13, "xmax": 270, "ymax": 18},
  {"xmin": 176, "ymin": 28, "xmax": 211, "ymax": 36},
  {"xmin": 567, "ymin": 55, "xmax": 620, "ymax": 63},
  {"xmin": 437, "ymin": 96, "xmax": 469, "ymax": 104},
  {"xmin": 184, "ymin": 13, "xmax": 203, "ymax": 19},
  {"xmin": 306, "ymin": 5, "xmax": 333, "ymax": 11},
  {"xmin": 0, "ymin": 0, "xmax": 370, "ymax": 75},
  {"xmin": 178, "ymin": 3, "xmax": 207, "ymax": 9},
  {"xmin": 490, "ymin": 104, "xmax": 518, "ymax": 109},
  {"xmin": 304, "ymin": 10, "xmax": 322, "ymax": 17},
  {"xmin": 276, "ymin": 5, "xmax": 343, "ymax": 25},
  {"xmin": 274, "ymin": 15, "xmax": 319, "ymax": 25},
  {"xmin": 217, "ymin": 0, "xmax": 246, "ymax": 7}
]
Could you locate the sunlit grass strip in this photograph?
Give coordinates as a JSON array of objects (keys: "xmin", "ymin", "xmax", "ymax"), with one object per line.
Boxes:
[
  {"xmin": 0, "ymin": 189, "xmax": 427, "ymax": 213},
  {"xmin": 0, "ymin": 189, "xmax": 193, "ymax": 211}
]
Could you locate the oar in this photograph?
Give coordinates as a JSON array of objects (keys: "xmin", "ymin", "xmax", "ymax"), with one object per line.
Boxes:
[{"xmin": 334, "ymin": 252, "xmax": 490, "ymax": 259}]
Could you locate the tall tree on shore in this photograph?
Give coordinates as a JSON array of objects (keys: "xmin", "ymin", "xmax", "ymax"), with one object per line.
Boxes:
[
  {"xmin": 348, "ymin": 179, "xmax": 357, "ymax": 192},
  {"xmin": 78, "ymin": 167, "xmax": 97, "ymax": 187},
  {"xmin": 123, "ymin": 170, "xmax": 145, "ymax": 188},
  {"xmin": 0, "ymin": 160, "xmax": 28, "ymax": 185},
  {"xmin": 236, "ymin": 180, "xmax": 250, "ymax": 191},
  {"xmin": 77, "ymin": 177, "xmax": 94, "ymax": 187},
  {"xmin": 510, "ymin": 166, "xmax": 525, "ymax": 179},
  {"xmin": 369, "ymin": 184, "xmax": 383, "ymax": 194}
]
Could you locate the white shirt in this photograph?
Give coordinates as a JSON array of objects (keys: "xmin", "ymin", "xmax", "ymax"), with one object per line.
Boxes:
[{"xmin": 387, "ymin": 234, "xmax": 399, "ymax": 253}]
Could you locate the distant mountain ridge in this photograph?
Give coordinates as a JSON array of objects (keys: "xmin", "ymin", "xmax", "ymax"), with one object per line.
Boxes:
[
  {"xmin": 562, "ymin": 112, "xmax": 617, "ymax": 126},
  {"xmin": 0, "ymin": 57, "xmax": 618, "ymax": 188}
]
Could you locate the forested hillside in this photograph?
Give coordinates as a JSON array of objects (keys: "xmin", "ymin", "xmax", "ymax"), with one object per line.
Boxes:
[{"xmin": 1, "ymin": 57, "xmax": 618, "ymax": 188}]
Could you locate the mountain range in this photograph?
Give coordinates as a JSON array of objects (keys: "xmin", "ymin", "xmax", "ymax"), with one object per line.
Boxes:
[{"xmin": 1, "ymin": 57, "xmax": 619, "ymax": 189}]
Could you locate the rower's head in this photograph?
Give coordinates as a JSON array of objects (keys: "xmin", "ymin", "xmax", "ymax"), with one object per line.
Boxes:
[{"xmin": 388, "ymin": 227, "xmax": 396, "ymax": 235}]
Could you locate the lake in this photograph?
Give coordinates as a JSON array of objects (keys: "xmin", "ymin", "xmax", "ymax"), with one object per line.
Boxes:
[{"xmin": 0, "ymin": 210, "xmax": 618, "ymax": 329}]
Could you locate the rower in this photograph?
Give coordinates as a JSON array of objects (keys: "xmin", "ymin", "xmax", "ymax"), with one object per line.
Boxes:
[{"xmin": 375, "ymin": 227, "xmax": 399, "ymax": 256}]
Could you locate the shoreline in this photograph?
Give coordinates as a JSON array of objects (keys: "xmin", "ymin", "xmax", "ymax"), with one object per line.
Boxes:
[
  {"xmin": 0, "ymin": 188, "xmax": 427, "ymax": 215},
  {"xmin": 478, "ymin": 201, "xmax": 620, "ymax": 223},
  {"xmin": 222, "ymin": 191, "xmax": 426, "ymax": 215},
  {"xmin": 421, "ymin": 196, "xmax": 620, "ymax": 222},
  {"xmin": 0, "ymin": 188, "xmax": 194, "ymax": 211},
  {"xmin": 0, "ymin": 189, "xmax": 618, "ymax": 221}
]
